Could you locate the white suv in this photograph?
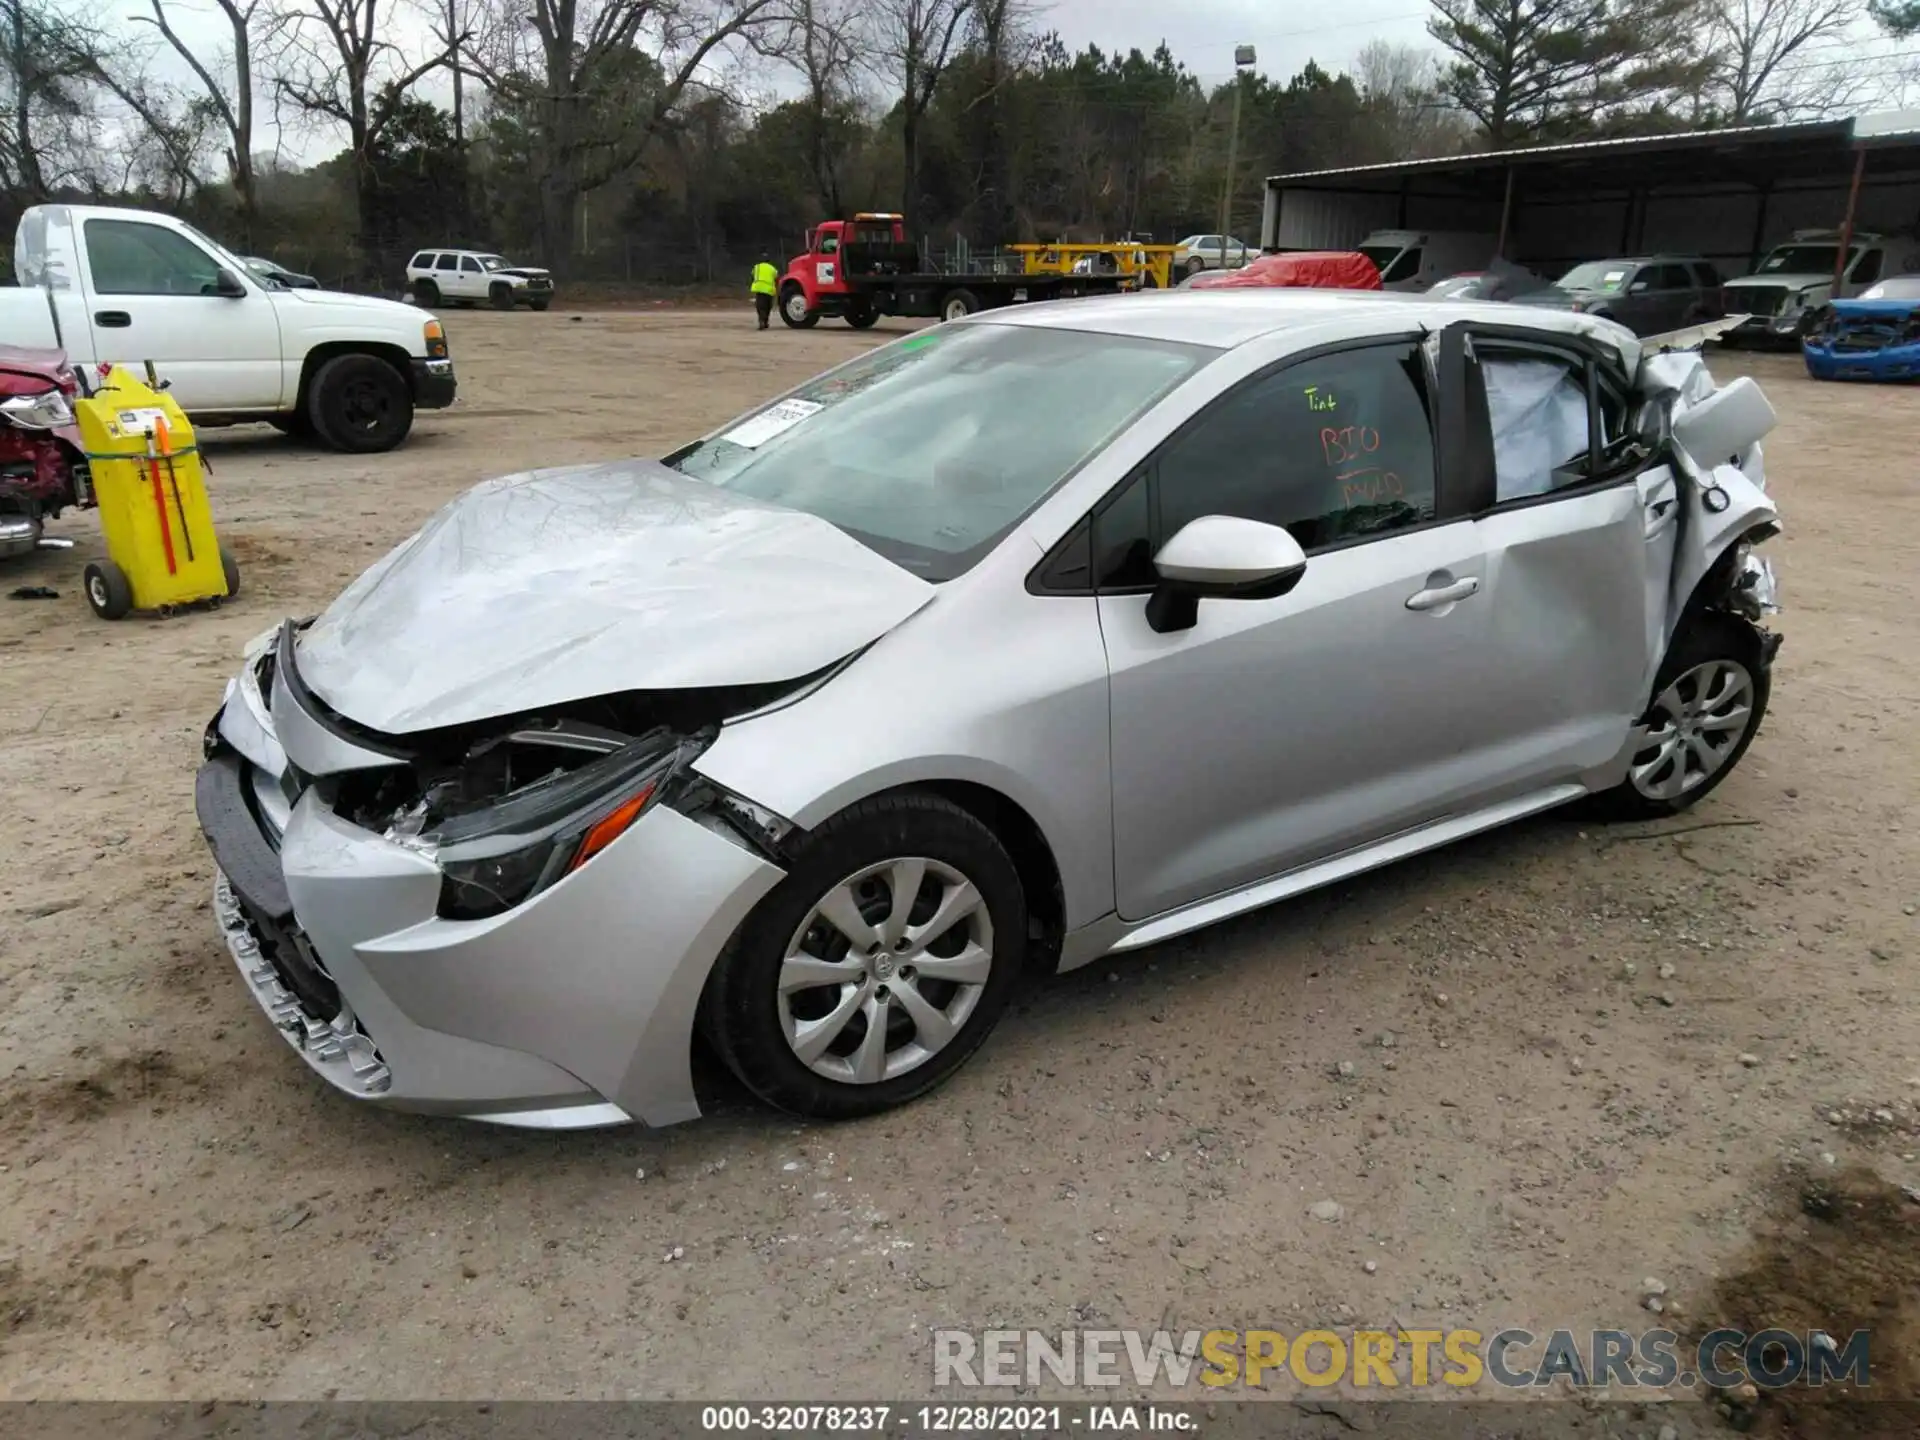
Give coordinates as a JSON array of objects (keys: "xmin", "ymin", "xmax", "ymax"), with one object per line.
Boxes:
[{"xmin": 406, "ymin": 249, "xmax": 555, "ymax": 311}]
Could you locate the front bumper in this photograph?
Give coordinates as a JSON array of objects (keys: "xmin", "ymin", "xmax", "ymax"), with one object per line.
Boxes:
[
  {"xmin": 409, "ymin": 357, "xmax": 457, "ymax": 409},
  {"xmin": 196, "ymin": 641, "xmax": 784, "ymax": 1127},
  {"xmin": 1803, "ymin": 340, "xmax": 1920, "ymax": 382}
]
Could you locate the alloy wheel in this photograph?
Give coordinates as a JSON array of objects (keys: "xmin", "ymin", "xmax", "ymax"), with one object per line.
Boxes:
[
  {"xmin": 1629, "ymin": 658, "xmax": 1756, "ymax": 801},
  {"xmin": 777, "ymin": 857, "xmax": 994, "ymax": 1085}
]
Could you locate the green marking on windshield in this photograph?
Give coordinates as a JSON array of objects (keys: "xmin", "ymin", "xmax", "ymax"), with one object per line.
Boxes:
[{"xmin": 898, "ymin": 333, "xmax": 941, "ymax": 352}]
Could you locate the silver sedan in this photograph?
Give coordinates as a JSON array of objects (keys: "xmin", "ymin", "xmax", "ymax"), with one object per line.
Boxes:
[{"xmin": 195, "ymin": 291, "xmax": 1783, "ymax": 1127}]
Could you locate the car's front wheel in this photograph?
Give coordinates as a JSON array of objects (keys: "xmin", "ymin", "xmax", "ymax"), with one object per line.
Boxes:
[
  {"xmin": 703, "ymin": 793, "xmax": 1027, "ymax": 1119},
  {"xmin": 1596, "ymin": 614, "xmax": 1770, "ymax": 820}
]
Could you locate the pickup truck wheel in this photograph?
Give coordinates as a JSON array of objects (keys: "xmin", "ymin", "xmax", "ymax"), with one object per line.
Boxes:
[
  {"xmin": 412, "ymin": 278, "xmax": 440, "ymax": 306},
  {"xmin": 307, "ymin": 353, "xmax": 414, "ymax": 454},
  {"xmin": 489, "ymin": 283, "xmax": 516, "ymax": 311},
  {"xmin": 780, "ymin": 286, "xmax": 818, "ymax": 329},
  {"xmin": 529, "ymin": 297, "xmax": 551, "ymax": 312},
  {"xmin": 940, "ymin": 289, "xmax": 980, "ymax": 322}
]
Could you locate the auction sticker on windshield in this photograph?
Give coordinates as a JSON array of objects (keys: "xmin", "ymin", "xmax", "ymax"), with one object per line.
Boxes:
[{"xmin": 721, "ymin": 398, "xmax": 824, "ymax": 449}]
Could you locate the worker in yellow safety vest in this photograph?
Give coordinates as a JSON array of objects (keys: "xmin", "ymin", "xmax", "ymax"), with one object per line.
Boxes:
[{"xmin": 750, "ymin": 252, "xmax": 778, "ymax": 330}]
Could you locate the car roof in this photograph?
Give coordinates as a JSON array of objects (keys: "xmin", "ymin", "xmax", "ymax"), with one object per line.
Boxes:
[{"xmin": 975, "ymin": 288, "xmax": 1624, "ymax": 352}]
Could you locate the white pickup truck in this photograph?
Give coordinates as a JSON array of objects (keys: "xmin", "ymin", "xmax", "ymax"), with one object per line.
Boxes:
[{"xmin": 1, "ymin": 204, "xmax": 455, "ymax": 452}]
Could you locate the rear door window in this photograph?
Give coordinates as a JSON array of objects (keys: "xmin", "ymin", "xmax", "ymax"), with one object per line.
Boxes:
[{"xmin": 436, "ymin": 254, "xmax": 460, "ymax": 271}]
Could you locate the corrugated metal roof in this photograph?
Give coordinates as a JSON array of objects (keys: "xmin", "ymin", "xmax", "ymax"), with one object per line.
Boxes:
[{"xmin": 1267, "ymin": 116, "xmax": 1860, "ymax": 186}]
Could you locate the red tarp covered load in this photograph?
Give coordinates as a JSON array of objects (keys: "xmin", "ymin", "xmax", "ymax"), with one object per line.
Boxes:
[{"xmin": 1189, "ymin": 251, "xmax": 1382, "ymax": 291}]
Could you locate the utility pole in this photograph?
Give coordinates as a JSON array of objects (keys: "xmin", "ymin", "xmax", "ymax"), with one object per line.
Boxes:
[{"xmin": 1218, "ymin": 44, "xmax": 1256, "ymax": 238}]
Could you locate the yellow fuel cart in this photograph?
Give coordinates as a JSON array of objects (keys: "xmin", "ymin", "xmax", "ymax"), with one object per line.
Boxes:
[{"xmin": 72, "ymin": 367, "xmax": 238, "ymax": 620}]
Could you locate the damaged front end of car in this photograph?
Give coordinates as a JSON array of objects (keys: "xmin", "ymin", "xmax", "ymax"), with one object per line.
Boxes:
[{"xmin": 196, "ymin": 618, "xmax": 818, "ymax": 1127}]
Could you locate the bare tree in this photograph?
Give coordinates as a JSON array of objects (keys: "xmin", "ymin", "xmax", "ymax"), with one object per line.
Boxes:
[
  {"xmin": 1353, "ymin": 39, "xmax": 1467, "ymax": 160},
  {"xmin": 1705, "ymin": 0, "xmax": 1860, "ymax": 121},
  {"xmin": 463, "ymin": 0, "xmax": 784, "ymax": 275},
  {"xmin": 0, "ymin": 0, "xmax": 105, "ymax": 203},
  {"xmin": 784, "ymin": 0, "xmax": 860, "ymax": 214},
  {"xmin": 270, "ymin": 0, "xmax": 461, "ymax": 280},
  {"xmin": 135, "ymin": 0, "xmax": 263, "ymax": 242},
  {"xmin": 869, "ymin": 0, "xmax": 970, "ymax": 222}
]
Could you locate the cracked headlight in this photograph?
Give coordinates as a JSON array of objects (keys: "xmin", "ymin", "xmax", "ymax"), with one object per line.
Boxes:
[
  {"xmin": 433, "ymin": 732, "xmax": 706, "ymax": 920},
  {"xmin": 0, "ymin": 389, "xmax": 74, "ymax": 430}
]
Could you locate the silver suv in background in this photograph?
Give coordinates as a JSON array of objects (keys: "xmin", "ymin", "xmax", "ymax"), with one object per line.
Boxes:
[{"xmin": 1542, "ymin": 256, "xmax": 1725, "ymax": 335}]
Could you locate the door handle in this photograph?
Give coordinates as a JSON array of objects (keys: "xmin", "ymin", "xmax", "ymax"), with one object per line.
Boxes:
[
  {"xmin": 94, "ymin": 310, "xmax": 132, "ymax": 328},
  {"xmin": 1405, "ymin": 576, "xmax": 1480, "ymax": 611}
]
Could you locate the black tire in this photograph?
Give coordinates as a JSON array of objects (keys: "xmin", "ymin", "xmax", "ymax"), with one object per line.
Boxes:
[
  {"xmin": 779, "ymin": 286, "xmax": 818, "ymax": 328},
  {"xmin": 306, "ymin": 352, "xmax": 414, "ymax": 454},
  {"xmin": 1591, "ymin": 613, "xmax": 1771, "ymax": 822},
  {"xmin": 845, "ymin": 301, "xmax": 878, "ymax": 329},
  {"xmin": 939, "ymin": 288, "xmax": 981, "ymax": 322},
  {"xmin": 703, "ymin": 792, "xmax": 1028, "ymax": 1120},
  {"xmin": 219, "ymin": 544, "xmax": 240, "ymax": 600},
  {"xmin": 529, "ymin": 297, "xmax": 551, "ymax": 312},
  {"xmin": 489, "ymin": 283, "xmax": 515, "ymax": 311},
  {"xmin": 83, "ymin": 559, "xmax": 132, "ymax": 620},
  {"xmin": 412, "ymin": 278, "xmax": 440, "ymax": 306}
]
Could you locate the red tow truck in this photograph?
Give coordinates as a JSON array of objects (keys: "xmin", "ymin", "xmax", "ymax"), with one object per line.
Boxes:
[{"xmin": 776, "ymin": 213, "xmax": 1131, "ymax": 329}]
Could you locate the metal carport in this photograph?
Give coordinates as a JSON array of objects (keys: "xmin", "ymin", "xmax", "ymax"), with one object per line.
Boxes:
[{"xmin": 1261, "ymin": 111, "xmax": 1920, "ymax": 283}]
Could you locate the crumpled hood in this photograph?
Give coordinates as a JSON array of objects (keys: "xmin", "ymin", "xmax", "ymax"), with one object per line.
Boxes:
[
  {"xmin": 1727, "ymin": 273, "xmax": 1829, "ymax": 293},
  {"xmin": 295, "ymin": 461, "xmax": 936, "ymax": 734}
]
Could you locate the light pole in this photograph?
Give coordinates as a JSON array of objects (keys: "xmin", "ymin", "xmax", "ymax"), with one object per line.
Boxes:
[{"xmin": 1219, "ymin": 44, "xmax": 1257, "ymax": 240}]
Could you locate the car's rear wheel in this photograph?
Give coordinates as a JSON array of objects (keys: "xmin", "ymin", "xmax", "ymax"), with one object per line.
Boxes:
[
  {"xmin": 1594, "ymin": 614, "xmax": 1770, "ymax": 821},
  {"xmin": 703, "ymin": 793, "xmax": 1027, "ymax": 1119},
  {"xmin": 412, "ymin": 278, "xmax": 440, "ymax": 306}
]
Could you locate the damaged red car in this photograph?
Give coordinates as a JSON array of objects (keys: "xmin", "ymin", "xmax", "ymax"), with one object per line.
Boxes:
[{"xmin": 0, "ymin": 345, "xmax": 88, "ymax": 559}]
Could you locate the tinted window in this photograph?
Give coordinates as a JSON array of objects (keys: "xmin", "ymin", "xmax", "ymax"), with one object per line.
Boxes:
[
  {"xmin": 1654, "ymin": 264, "xmax": 1693, "ymax": 289},
  {"xmin": 411, "ymin": 252, "xmax": 435, "ymax": 269},
  {"xmin": 1383, "ymin": 247, "xmax": 1423, "ymax": 283},
  {"xmin": 1691, "ymin": 262, "xmax": 1722, "ymax": 287},
  {"xmin": 1094, "ymin": 473, "xmax": 1155, "ymax": 589},
  {"xmin": 459, "ymin": 256, "xmax": 482, "ymax": 273},
  {"xmin": 436, "ymin": 254, "xmax": 460, "ymax": 271},
  {"xmin": 1154, "ymin": 342, "xmax": 1437, "ymax": 553},
  {"xmin": 84, "ymin": 219, "xmax": 222, "ymax": 296},
  {"xmin": 1851, "ymin": 249, "xmax": 1882, "ymax": 284}
]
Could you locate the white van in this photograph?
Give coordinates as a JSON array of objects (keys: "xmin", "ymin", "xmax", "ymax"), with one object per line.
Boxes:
[{"xmin": 1357, "ymin": 229, "xmax": 1497, "ymax": 291}]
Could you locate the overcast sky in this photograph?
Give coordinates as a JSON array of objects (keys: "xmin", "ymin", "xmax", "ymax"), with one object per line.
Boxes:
[{"xmin": 123, "ymin": 0, "xmax": 1438, "ymax": 169}]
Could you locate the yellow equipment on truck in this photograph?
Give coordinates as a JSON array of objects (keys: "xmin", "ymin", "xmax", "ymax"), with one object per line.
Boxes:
[{"xmin": 72, "ymin": 365, "xmax": 237, "ymax": 620}]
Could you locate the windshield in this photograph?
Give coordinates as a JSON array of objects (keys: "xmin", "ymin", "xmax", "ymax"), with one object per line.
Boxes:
[
  {"xmin": 1557, "ymin": 261, "xmax": 1634, "ymax": 293},
  {"xmin": 1756, "ymin": 244, "xmax": 1851, "ymax": 275},
  {"xmin": 1358, "ymin": 245, "xmax": 1405, "ymax": 272},
  {"xmin": 478, "ymin": 255, "xmax": 507, "ymax": 272},
  {"xmin": 665, "ymin": 324, "xmax": 1212, "ymax": 581}
]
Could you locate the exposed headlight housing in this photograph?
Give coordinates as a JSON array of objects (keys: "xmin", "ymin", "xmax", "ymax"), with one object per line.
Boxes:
[
  {"xmin": 431, "ymin": 730, "xmax": 705, "ymax": 920},
  {"xmin": 423, "ymin": 319, "xmax": 449, "ymax": 360},
  {"xmin": 0, "ymin": 389, "xmax": 74, "ymax": 430}
]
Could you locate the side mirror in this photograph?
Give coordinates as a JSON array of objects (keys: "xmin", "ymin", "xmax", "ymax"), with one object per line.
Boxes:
[
  {"xmin": 1145, "ymin": 515, "xmax": 1307, "ymax": 634},
  {"xmin": 212, "ymin": 268, "xmax": 247, "ymax": 298},
  {"xmin": 1670, "ymin": 375, "xmax": 1777, "ymax": 462}
]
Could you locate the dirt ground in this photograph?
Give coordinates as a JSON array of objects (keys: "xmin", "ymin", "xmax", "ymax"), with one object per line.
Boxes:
[{"xmin": 0, "ymin": 309, "xmax": 1916, "ymax": 1412}]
